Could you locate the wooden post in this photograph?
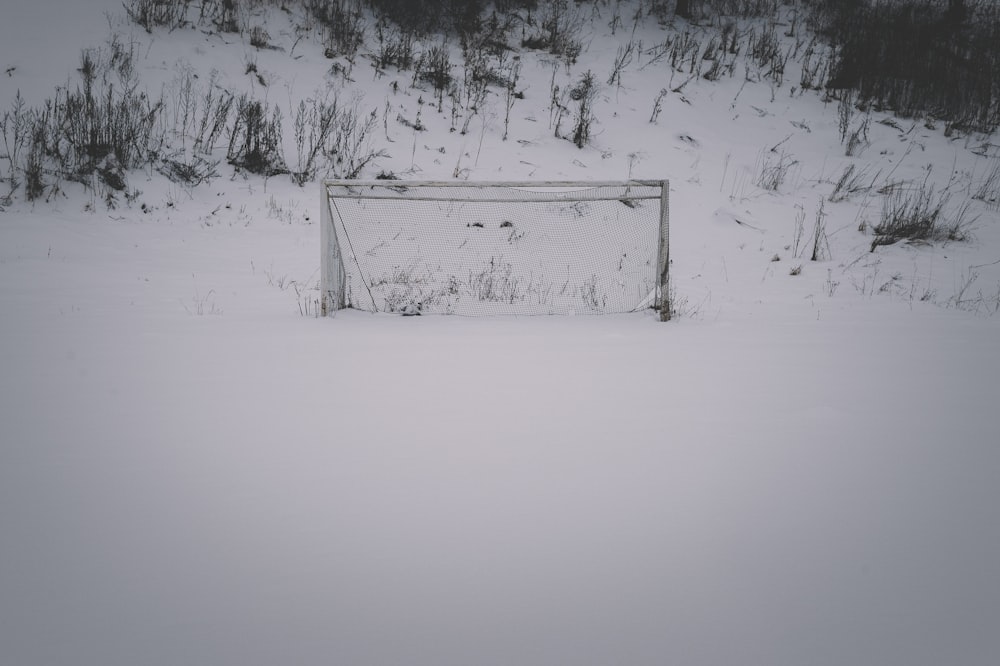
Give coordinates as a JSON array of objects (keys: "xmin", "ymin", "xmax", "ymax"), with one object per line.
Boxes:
[
  {"xmin": 320, "ymin": 183, "xmax": 330, "ymax": 315},
  {"xmin": 320, "ymin": 182, "xmax": 344, "ymax": 316},
  {"xmin": 657, "ymin": 180, "xmax": 671, "ymax": 321}
]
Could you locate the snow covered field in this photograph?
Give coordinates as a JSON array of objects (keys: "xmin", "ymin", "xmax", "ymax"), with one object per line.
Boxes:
[{"xmin": 2, "ymin": 2, "xmax": 999, "ymax": 665}]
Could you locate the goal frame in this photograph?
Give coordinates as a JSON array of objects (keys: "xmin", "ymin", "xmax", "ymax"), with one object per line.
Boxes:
[{"xmin": 320, "ymin": 179, "xmax": 671, "ymax": 320}]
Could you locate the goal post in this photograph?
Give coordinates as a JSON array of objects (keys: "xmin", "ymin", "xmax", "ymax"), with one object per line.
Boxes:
[{"xmin": 321, "ymin": 179, "xmax": 671, "ymax": 320}]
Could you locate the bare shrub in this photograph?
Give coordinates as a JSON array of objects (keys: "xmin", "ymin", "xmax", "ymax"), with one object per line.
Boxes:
[
  {"xmin": 607, "ymin": 40, "xmax": 636, "ymax": 90},
  {"xmin": 502, "ymin": 56, "xmax": 522, "ymax": 141},
  {"xmin": 370, "ymin": 0, "xmax": 485, "ymax": 36},
  {"xmin": 521, "ymin": 0, "xmax": 584, "ymax": 66},
  {"xmin": 1, "ymin": 92, "xmax": 31, "ymax": 195},
  {"xmin": 799, "ymin": 38, "xmax": 830, "ymax": 91},
  {"xmin": 293, "ymin": 96, "xmax": 338, "ymax": 185},
  {"xmin": 23, "ymin": 123, "xmax": 47, "ymax": 202},
  {"xmin": 791, "ymin": 204, "xmax": 805, "ymax": 256},
  {"xmin": 193, "ymin": 74, "xmax": 235, "ymax": 155},
  {"xmin": 973, "ymin": 158, "xmax": 1000, "ymax": 209},
  {"xmin": 845, "ymin": 113, "xmax": 871, "ymax": 157},
  {"xmin": 18, "ymin": 47, "xmax": 165, "ymax": 199},
  {"xmin": 746, "ymin": 23, "xmax": 787, "ymax": 85},
  {"xmin": 291, "ymin": 92, "xmax": 387, "ymax": 184},
  {"xmin": 873, "ymin": 184, "xmax": 945, "ymax": 249},
  {"xmin": 308, "ymin": 0, "xmax": 366, "ymax": 58},
  {"xmin": 705, "ymin": 0, "xmax": 779, "ymax": 19},
  {"xmin": 836, "ymin": 89, "xmax": 854, "ymax": 144},
  {"xmin": 470, "ymin": 257, "xmax": 522, "ymax": 303},
  {"xmin": 124, "ymin": 0, "xmax": 192, "ymax": 33},
  {"xmin": 162, "ymin": 67, "xmax": 234, "ymax": 187},
  {"xmin": 227, "ymin": 95, "xmax": 288, "ymax": 176},
  {"xmin": 156, "ymin": 154, "xmax": 219, "ymax": 187},
  {"xmin": 568, "ymin": 70, "xmax": 598, "ymax": 149},
  {"xmin": 580, "ymin": 274, "xmax": 607, "ymax": 311},
  {"xmin": 249, "ymin": 25, "xmax": 271, "ymax": 49},
  {"xmin": 456, "ymin": 35, "xmax": 518, "ymax": 135},
  {"xmin": 415, "ymin": 41, "xmax": 453, "ymax": 110},
  {"xmin": 829, "ymin": 163, "xmax": 879, "ymax": 202},
  {"xmin": 197, "ymin": 0, "xmax": 240, "ymax": 33},
  {"xmin": 649, "ymin": 88, "xmax": 667, "ymax": 123},
  {"xmin": 754, "ymin": 149, "xmax": 797, "ymax": 192},
  {"xmin": 324, "ymin": 99, "xmax": 387, "ymax": 180},
  {"xmin": 372, "ymin": 19, "xmax": 416, "ymax": 72},
  {"xmin": 871, "ymin": 183, "xmax": 976, "ymax": 251},
  {"xmin": 811, "ymin": 200, "xmax": 831, "ymax": 261}
]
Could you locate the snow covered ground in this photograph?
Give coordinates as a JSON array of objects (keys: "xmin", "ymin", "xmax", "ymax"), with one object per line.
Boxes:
[{"xmin": 2, "ymin": 2, "xmax": 999, "ymax": 665}]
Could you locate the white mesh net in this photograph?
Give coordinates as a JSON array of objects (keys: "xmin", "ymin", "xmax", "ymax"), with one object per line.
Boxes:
[{"xmin": 322, "ymin": 180, "xmax": 668, "ymax": 316}]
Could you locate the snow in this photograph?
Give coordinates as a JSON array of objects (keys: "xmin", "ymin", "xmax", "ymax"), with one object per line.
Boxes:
[{"xmin": 2, "ymin": 2, "xmax": 1000, "ymax": 665}]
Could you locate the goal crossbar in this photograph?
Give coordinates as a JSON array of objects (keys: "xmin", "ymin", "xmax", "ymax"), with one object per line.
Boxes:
[
  {"xmin": 323, "ymin": 179, "xmax": 667, "ymax": 203},
  {"xmin": 321, "ymin": 179, "xmax": 671, "ymax": 319}
]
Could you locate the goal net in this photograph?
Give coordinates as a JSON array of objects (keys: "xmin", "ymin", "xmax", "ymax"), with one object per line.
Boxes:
[{"xmin": 320, "ymin": 180, "xmax": 670, "ymax": 319}]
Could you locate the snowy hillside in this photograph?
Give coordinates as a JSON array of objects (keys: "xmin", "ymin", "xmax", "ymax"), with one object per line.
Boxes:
[{"xmin": 2, "ymin": 2, "xmax": 999, "ymax": 666}]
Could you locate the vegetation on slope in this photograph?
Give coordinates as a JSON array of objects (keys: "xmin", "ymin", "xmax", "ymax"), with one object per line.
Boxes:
[{"xmin": 1, "ymin": 0, "xmax": 997, "ymax": 214}]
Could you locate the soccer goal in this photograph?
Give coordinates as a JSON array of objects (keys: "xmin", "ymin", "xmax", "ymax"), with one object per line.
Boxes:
[{"xmin": 320, "ymin": 179, "xmax": 671, "ymax": 319}]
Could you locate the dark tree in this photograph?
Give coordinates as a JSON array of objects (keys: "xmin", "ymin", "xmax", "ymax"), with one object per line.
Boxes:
[
  {"xmin": 947, "ymin": 0, "xmax": 966, "ymax": 23},
  {"xmin": 675, "ymin": 0, "xmax": 692, "ymax": 19},
  {"xmin": 370, "ymin": 0, "xmax": 485, "ymax": 34}
]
